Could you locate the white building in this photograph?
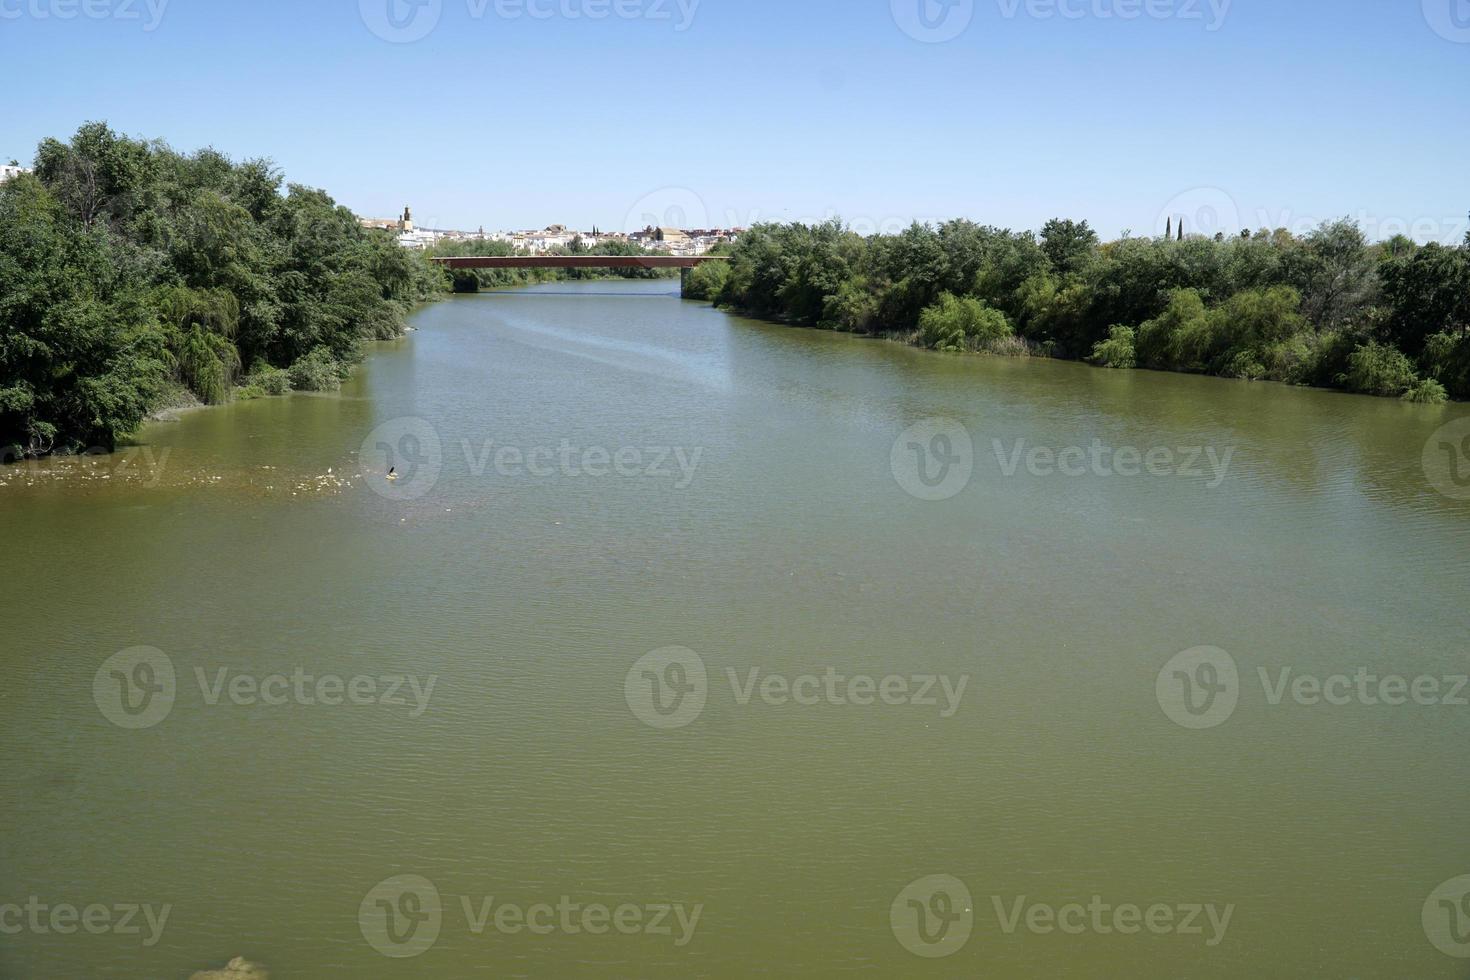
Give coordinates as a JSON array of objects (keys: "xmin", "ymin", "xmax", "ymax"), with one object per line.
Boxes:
[{"xmin": 0, "ymin": 165, "xmax": 32, "ymax": 184}]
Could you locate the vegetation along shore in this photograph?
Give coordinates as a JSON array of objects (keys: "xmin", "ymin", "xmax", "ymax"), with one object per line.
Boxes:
[{"xmin": 4, "ymin": 124, "xmax": 1466, "ymax": 460}]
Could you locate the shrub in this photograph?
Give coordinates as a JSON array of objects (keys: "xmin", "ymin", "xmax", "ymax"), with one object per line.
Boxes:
[
  {"xmin": 1137, "ymin": 289, "xmax": 1211, "ymax": 371},
  {"xmin": 1089, "ymin": 326, "xmax": 1137, "ymax": 369},
  {"xmin": 918, "ymin": 293, "xmax": 1011, "ymax": 351},
  {"xmin": 981, "ymin": 335, "xmax": 1035, "ymax": 357},
  {"xmin": 822, "ymin": 277, "xmax": 880, "ymax": 333},
  {"xmin": 1223, "ymin": 350, "xmax": 1266, "ymax": 381},
  {"xmin": 1341, "ymin": 341, "xmax": 1418, "ymax": 397},
  {"xmin": 682, "ymin": 260, "xmax": 729, "ymax": 302},
  {"xmin": 1421, "ymin": 331, "xmax": 1470, "ymax": 400},
  {"xmin": 288, "ymin": 347, "xmax": 345, "ymax": 392},
  {"xmin": 1261, "ymin": 335, "xmax": 1315, "ymax": 385},
  {"xmin": 243, "ymin": 361, "xmax": 290, "ymax": 396},
  {"xmin": 175, "ymin": 326, "xmax": 238, "ymax": 405},
  {"xmin": 1403, "ymin": 378, "xmax": 1448, "ymax": 404}
]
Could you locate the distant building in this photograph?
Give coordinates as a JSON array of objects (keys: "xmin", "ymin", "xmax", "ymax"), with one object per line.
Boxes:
[
  {"xmin": 359, "ymin": 206, "xmax": 415, "ymax": 234},
  {"xmin": 0, "ymin": 164, "xmax": 32, "ymax": 183}
]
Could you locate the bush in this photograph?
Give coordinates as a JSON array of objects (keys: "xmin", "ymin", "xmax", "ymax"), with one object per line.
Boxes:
[
  {"xmin": 1137, "ymin": 289, "xmax": 1211, "ymax": 371},
  {"xmin": 918, "ymin": 293, "xmax": 1011, "ymax": 351},
  {"xmin": 1089, "ymin": 326, "xmax": 1137, "ymax": 369},
  {"xmin": 175, "ymin": 326, "xmax": 238, "ymax": 405},
  {"xmin": 682, "ymin": 260, "xmax": 729, "ymax": 302},
  {"xmin": 288, "ymin": 347, "xmax": 345, "ymax": 392},
  {"xmin": 981, "ymin": 335, "xmax": 1035, "ymax": 357},
  {"xmin": 1421, "ymin": 331, "xmax": 1470, "ymax": 400},
  {"xmin": 1261, "ymin": 335, "xmax": 1315, "ymax": 385},
  {"xmin": 243, "ymin": 361, "xmax": 290, "ymax": 396},
  {"xmin": 821, "ymin": 277, "xmax": 880, "ymax": 333},
  {"xmin": 1403, "ymin": 378, "xmax": 1448, "ymax": 404},
  {"xmin": 1341, "ymin": 341, "xmax": 1418, "ymax": 397},
  {"xmin": 1223, "ymin": 350, "xmax": 1266, "ymax": 381}
]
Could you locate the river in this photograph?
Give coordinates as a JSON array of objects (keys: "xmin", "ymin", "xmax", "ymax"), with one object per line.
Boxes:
[{"xmin": 2, "ymin": 279, "xmax": 1469, "ymax": 978}]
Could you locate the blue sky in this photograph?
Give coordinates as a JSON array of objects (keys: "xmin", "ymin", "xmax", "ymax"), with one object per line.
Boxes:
[{"xmin": 4, "ymin": 0, "xmax": 1468, "ymax": 240}]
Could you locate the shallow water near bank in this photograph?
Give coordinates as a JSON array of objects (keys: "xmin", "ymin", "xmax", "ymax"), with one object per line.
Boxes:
[{"xmin": 3, "ymin": 279, "xmax": 1469, "ymax": 978}]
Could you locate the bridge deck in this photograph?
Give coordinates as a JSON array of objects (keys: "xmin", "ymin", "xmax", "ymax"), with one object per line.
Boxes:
[{"xmin": 430, "ymin": 255, "xmax": 727, "ymax": 270}]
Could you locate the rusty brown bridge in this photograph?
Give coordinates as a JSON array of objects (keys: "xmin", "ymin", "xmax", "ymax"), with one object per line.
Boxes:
[{"xmin": 430, "ymin": 254, "xmax": 727, "ymax": 295}]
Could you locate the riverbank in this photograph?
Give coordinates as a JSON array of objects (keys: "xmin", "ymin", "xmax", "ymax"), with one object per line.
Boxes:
[
  {"xmin": 703, "ymin": 220, "xmax": 1470, "ymax": 404},
  {"xmin": 0, "ymin": 124, "xmax": 447, "ymax": 459}
]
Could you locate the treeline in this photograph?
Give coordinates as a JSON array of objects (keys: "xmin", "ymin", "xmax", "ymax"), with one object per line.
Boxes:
[
  {"xmin": 686, "ymin": 217, "xmax": 1470, "ymax": 402},
  {"xmin": 0, "ymin": 123, "xmax": 446, "ymax": 456},
  {"xmin": 429, "ymin": 236, "xmax": 677, "ymax": 292}
]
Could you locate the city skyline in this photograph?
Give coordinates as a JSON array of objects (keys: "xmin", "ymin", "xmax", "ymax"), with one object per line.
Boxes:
[{"xmin": 5, "ymin": 0, "xmax": 1468, "ymax": 243}]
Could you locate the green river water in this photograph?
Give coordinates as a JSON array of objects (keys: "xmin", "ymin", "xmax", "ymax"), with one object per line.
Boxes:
[{"xmin": 2, "ymin": 279, "xmax": 1469, "ymax": 978}]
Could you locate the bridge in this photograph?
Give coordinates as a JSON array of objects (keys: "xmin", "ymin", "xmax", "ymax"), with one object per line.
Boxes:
[{"xmin": 429, "ymin": 254, "xmax": 728, "ymax": 295}]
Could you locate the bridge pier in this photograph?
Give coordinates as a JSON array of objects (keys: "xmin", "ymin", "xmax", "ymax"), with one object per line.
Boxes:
[{"xmin": 680, "ymin": 267, "xmax": 691, "ymax": 297}]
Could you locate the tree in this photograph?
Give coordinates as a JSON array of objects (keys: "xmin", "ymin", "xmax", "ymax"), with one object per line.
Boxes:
[{"xmin": 1040, "ymin": 218, "xmax": 1099, "ymax": 274}]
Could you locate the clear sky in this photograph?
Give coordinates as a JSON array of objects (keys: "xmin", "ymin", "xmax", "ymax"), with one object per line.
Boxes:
[{"xmin": 4, "ymin": 0, "xmax": 1468, "ymax": 240}]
